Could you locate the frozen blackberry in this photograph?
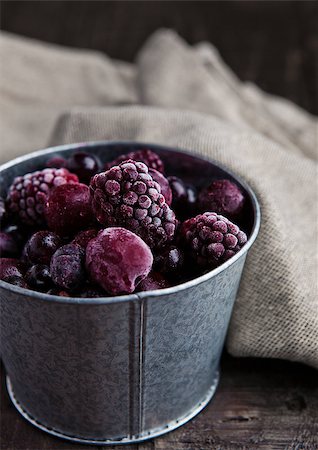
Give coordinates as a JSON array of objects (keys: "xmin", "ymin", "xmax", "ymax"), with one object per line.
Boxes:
[
  {"xmin": 106, "ymin": 149, "xmax": 164, "ymax": 173},
  {"xmin": 198, "ymin": 179, "xmax": 245, "ymax": 218},
  {"xmin": 181, "ymin": 212, "xmax": 247, "ymax": 268},
  {"xmin": 149, "ymin": 169, "xmax": 172, "ymax": 205},
  {"xmin": 90, "ymin": 160, "xmax": 177, "ymax": 249},
  {"xmin": 6, "ymin": 168, "xmax": 78, "ymax": 226}
]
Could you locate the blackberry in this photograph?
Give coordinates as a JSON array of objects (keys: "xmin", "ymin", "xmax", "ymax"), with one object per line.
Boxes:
[
  {"xmin": 6, "ymin": 168, "xmax": 78, "ymax": 226},
  {"xmin": 198, "ymin": 179, "xmax": 245, "ymax": 218},
  {"xmin": 106, "ymin": 149, "xmax": 164, "ymax": 173},
  {"xmin": 90, "ymin": 160, "xmax": 177, "ymax": 249},
  {"xmin": 181, "ymin": 212, "xmax": 247, "ymax": 268}
]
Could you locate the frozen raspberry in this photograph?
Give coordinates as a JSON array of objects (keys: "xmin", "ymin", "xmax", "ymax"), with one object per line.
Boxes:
[
  {"xmin": 0, "ymin": 232, "xmax": 19, "ymax": 257},
  {"xmin": 6, "ymin": 168, "xmax": 78, "ymax": 226},
  {"xmin": 3, "ymin": 275, "xmax": 29, "ymax": 288},
  {"xmin": 45, "ymin": 183, "xmax": 94, "ymax": 236},
  {"xmin": 86, "ymin": 228, "xmax": 153, "ymax": 295},
  {"xmin": 46, "ymin": 156, "xmax": 67, "ymax": 169},
  {"xmin": 23, "ymin": 231, "xmax": 62, "ymax": 265},
  {"xmin": 25, "ymin": 264, "xmax": 53, "ymax": 292},
  {"xmin": 138, "ymin": 272, "xmax": 170, "ymax": 292},
  {"xmin": 90, "ymin": 160, "xmax": 177, "ymax": 249},
  {"xmin": 72, "ymin": 229, "xmax": 99, "ymax": 249},
  {"xmin": 106, "ymin": 149, "xmax": 164, "ymax": 173},
  {"xmin": 50, "ymin": 244, "xmax": 85, "ymax": 291},
  {"xmin": 154, "ymin": 245, "xmax": 184, "ymax": 275},
  {"xmin": 149, "ymin": 169, "xmax": 172, "ymax": 206},
  {"xmin": 0, "ymin": 258, "xmax": 26, "ymax": 280},
  {"xmin": 181, "ymin": 212, "xmax": 247, "ymax": 268},
  {"xmin": 66, "ymin": 151, "xmax": 101, "ymax": 184},
  {"xmin": 168, "ymin": 176, "xmax": 197, "ymax": 219},
  {"xmin": 198, "ymin": 179, "xmax": 245, "ymax": 218}
]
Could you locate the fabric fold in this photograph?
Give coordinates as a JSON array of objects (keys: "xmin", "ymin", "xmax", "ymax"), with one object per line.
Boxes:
[{"xmin": 1, "ymin": 29, "xmax": 317, "ymax": 368}]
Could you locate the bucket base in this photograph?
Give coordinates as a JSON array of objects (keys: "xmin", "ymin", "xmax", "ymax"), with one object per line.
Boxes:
[{"xmin": 6, "ymin": 372, "xmax": 219, "ymax": 446}]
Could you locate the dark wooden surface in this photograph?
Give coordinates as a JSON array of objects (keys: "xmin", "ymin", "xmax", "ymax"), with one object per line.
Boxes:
[
  {"xmin": 1, "ymin": 355, "xmax": 318, "ymax": 450},
  {"xmin": 1, "ymin": 1, "xmax": 318, "ymax": 449}
]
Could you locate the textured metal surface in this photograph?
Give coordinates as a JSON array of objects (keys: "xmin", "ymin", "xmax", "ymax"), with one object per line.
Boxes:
[{"xmin": 0, "ymin": 142, "xmax": 260, "ymax": 444}]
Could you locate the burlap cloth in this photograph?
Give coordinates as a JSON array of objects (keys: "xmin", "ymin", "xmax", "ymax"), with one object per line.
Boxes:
[{"xmin": 0, "ymin": 30, "xmax": 317, "ymax": 368}]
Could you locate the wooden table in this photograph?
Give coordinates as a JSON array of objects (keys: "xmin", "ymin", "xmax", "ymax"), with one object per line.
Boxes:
[{"xmin": 1, "ymin": 1, "xmax": 317, "ymax": 448}]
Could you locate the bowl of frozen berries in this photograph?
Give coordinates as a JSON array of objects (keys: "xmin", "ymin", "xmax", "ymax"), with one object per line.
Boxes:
[{"xmin": 0, "ymin": 142, "xmax": 260, "ymax": 444}]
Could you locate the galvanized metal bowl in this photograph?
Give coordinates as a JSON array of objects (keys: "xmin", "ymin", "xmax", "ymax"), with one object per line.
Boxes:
[{"xmin": 0, "ymin": 141, "xmax": 260, "ymax": 445}]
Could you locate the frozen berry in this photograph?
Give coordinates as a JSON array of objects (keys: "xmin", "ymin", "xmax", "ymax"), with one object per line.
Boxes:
[
  {"xmin": 168, "ymin": 176, "xmax": 197, "ymax": 219},
  {"xmin": 0, "ymin": 258, "xmax": 26, "ymax": 280},
  {"xmin": 3, "ymin": 275, "xmax": 29, "ymax": 288},
  {"xmin": 6, "ymin": 168, "xmax": 78, "ymax": 226},
  {"xmin": 106, "ymin": 149, "xmax": 164, "ymax": 173},
  {"xmin": 46, "ymin": 156, "xmax": 67, "ymax": 169},
  {"xmin": 2, "ymin": 224, "xmax": 30, "ymax": 249},
  {"xmin": 23, "ymin": 231, "xmax": 62, "ymax": 265},
  {"xmin": 45, "ymin": 183, "xmax": 94, "ymax": 236},
  {"xmin": 149, "ymin": 169, "xmax": 172, "ymax": 206},
  {"xmin": 138, "ymin": 271, "xmax": 170, "ymax": 291},
  {"xmin": 72, "ymin": 229, "xmax": 99, "ymax": 249},
  {"xmin": 0, "ymin": 232, "xmax": 19, "ymax": 257},
  {"xmin": 86, "ymin": 227, "xmax": 153, "ymax": 295},
  {"xmin": 181, "ymin": 212, "xmax": 247, "ymax": 268},
  {"xmin": 25, "ymin": 264, "xmax": 53, "ymax": 292},
  {"xmin": 50, "ymin": 244, "xmax": 85, "ymax": 290},
  {"xmin": 0, "ymin": 196, "xmax": 7, "ymax": 225},
  {"xmin": 66, "ymin": 151, "xmax": 101, "ymax": 184},
  {"xmin": 90, "ymin": 160, "xmax": 177, "ymax": 249},
  {"xmin": 198, "ymin": 179, "xmax": 245, "ymax": 218},
  {"xmin": 154, "ymin": 245, "xmax": 184, "ymax": 275}
]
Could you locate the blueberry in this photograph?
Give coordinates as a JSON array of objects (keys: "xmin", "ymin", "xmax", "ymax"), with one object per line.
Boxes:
[
  {"xmin": 25, "ymin": 264, "xmax": 53, "ymax": 291},
  {"xmin": 50, "ymin": 244, "xmax": 85, "ymax": 291},
  {"xmin": 66, "ymin": 152, "xmax": 101, "ymax": 184},
  {"xmin": 24, "ymin": 231, "xmax": 62, "ymax": 265}
]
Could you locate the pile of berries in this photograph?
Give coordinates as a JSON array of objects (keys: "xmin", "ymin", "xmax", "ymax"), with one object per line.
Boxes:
[{"xmin": 0, "ymin": 148, "xmax": 248, "ymax": 297}]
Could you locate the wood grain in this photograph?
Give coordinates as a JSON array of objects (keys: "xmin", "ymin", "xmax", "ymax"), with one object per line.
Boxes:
[
  {"xmin": 1, "ymin": 1, "xmax": 317, "ymax": 448},
  {"xmin": 1, "ymin": 354, "xmax": 318, "ymax": 449}
]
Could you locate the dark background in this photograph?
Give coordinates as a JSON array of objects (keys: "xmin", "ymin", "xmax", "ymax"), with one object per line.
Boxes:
[
  {"xmin": 1, "ymin": 0, "xmax": 318, "ymax": 114},
  {"xmin": 1, "ymin": 2, "xmax": 318, "ymax": 449}
]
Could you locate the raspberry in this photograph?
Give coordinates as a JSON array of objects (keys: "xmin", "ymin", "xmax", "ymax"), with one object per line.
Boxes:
[
  {"xmin": 90, "ymin": 160, "xmax": 177, "ymax": 249},
  {"xmin": 106, "ymin": 149, "xmax": 164, "ymax": 173},
  {"xmin": 86, "ymin": 228, "xmax": 153, "ymax": 295},
  {"xmin": 6, "ymin": 168, "xmax": 78, "ymax": 226},
  {"xmin": 198, "ymin": 179, "xmax": 245, "ymax": 218},
  {"xmin": 181, "ymin": 212, "xmax": 247, "ymax": 268}
]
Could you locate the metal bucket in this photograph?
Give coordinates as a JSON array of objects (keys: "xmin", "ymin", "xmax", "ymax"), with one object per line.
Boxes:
[{"xmin": 0, "ymin": 142, "xmax": 260, "ymax": 445}]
